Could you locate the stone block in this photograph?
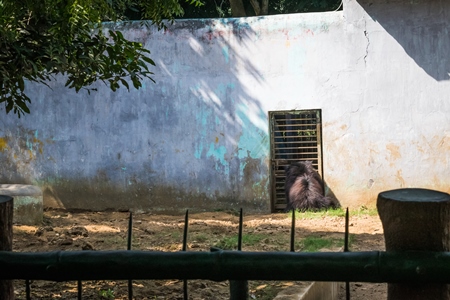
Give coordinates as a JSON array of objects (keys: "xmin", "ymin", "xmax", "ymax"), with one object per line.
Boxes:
[{"xmin": 0, "ymin": 184, "xmax": 43, "ymax": 225}]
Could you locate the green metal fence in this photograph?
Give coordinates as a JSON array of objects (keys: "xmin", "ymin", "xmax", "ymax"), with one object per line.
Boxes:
[{"xmin": 2, "ymin": 208, "xmax": 450, "ymax": 299}]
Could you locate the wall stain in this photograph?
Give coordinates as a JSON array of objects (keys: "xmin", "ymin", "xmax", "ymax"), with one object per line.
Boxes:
[
  {"xmin": 0, "ymin": 137, "xmax": 8, "ymax": 151},
  {"xmin": 396, "ymin": 169, "xmax": 405, "ymax": 188},
  {"xmin": 386, "ymin": 143, "xmax": 401, "ymax": 161}
]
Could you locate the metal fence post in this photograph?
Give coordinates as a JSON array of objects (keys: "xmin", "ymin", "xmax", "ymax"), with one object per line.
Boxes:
[
  {"xmin": 127, "ymin": 212, "xmax": 133, "ymax": 300},
  {"xmin": 182, "ymin": 210, "xmax": 189, "ymax": 300},
  {"xmin": 229, "ymin": 208, "xmax": 248, "ymax": 300},
  {"xmin": 290, "ymin": 209, "xmax": 295, "ymax": 252},
  {"xmin": 344, "ymin": 208, "xmax": 350, "ymax": 300}
]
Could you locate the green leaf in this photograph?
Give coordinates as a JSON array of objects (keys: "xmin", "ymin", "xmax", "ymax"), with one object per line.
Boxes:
[
  {"xmin": 141, "ymin": 56, "xmax": 156, "ymax": 66},
  {"xmin": 16, "ymin": 100, "xmax": 31, "ymax": 114},
  {"xmin": 18, "ymin": 78, "xmax": 25, "ymax": 91},
  {"xmin": 0, "ymin": 0, "xmax": 200, "ymax": 117},
  {"xmin": 6, "ymin": 100, "xmax": 14, "ymax": 113},
  {"xmin": 120, "ymin": 78, "xmax": 130, "ymax": 90}
]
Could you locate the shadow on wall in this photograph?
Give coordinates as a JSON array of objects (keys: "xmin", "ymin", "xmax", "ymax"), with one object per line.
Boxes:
[
  {"xmin": 125, "ymin": 17, "xmax": 271, "ymax": 210},
  {"xmin": 0, "ymin": 18, "xmax": 272, "ymax": 212},
  {"xmin": 357, "ymin": 0, "xmax": 450, "ymax": 81},
  {"xmin": 324, "ymin": 180, "xmax": 340, "ymax": 207}
]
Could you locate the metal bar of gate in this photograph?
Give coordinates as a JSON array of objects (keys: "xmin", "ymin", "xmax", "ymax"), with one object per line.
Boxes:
[
  {"xmin": 182, "ymin": 210, "xmax": 189, "ymax": 300},
  {"xmin": 3, "ymin": 250, "xmax": 450, "ymax": 283},
  {"xmin": 290, "ymin": 209, "xmax": 295, "ymax": 252},
  {"xmin": 127, "ymin": 212, "xmax": 133, "ymax": 300},
  {"xmin": 229, "ymin": 208, "xmax": 248, "ymax": 300},
  {"xmin": 25, "ymin": 279, "xmax": 30, "ymax": 300},
  {"xmin": 344, "ymin": 208, "xmax": 350, "ymax": 300}
]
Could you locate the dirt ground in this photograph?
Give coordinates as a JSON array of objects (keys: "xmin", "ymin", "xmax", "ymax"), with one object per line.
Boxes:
[{"xmin": 11, "ymin": 209, "xmax": 386, "ymax": 299}]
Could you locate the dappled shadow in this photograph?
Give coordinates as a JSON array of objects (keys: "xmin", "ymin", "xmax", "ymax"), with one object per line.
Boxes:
[
  {"xmin": 356, "ymin": 0, "xmax": 450, "ymax": 81},
  {"xmin": 1, "ymin": 12, "xmax": 346, "ymax": 212},
  {"xmin": 324, "ymin": 179, "xmax": 341, "ymax": 207},
  {"xmin": 125, "ymin": 17, "xmax": 270, "ymax": 210}
]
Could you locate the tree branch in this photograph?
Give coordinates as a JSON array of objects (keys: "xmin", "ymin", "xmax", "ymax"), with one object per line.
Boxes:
[{"xmin": 249, "ymin": 0, "xmax": 261, "ymax": 15}]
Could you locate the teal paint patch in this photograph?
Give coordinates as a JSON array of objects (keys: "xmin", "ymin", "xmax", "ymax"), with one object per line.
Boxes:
[
  {"xmin": 206, "ymin": 142, "xmax": 230, "ymax": 177},
  {"xmin": 26, "ymin": 137, "xmax": 33, "ymax": 151},
  {"xmin": 206, "ymin": 143, "xmax": 228, "ymax": 167},
  {"xmin": 215, "ymin": 82, "xmax": 235, "ymax": 98},
  {"xmin": 236, "ymin": 107, "xmax": 269, "ymax": 160},
  {"xmin": 193, "ymin": 82, "xmax": 235, "ymax": 161},
  {"xmin": 222, "ymin": 46, "xmax": 229, "ymax": 63},
  {"xmin": 193, "ymin": 102, "xmax": 213, "ymax": 159}
]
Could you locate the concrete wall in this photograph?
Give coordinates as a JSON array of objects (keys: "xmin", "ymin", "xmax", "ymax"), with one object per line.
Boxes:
[{"xmin": 0, "ymin": 0, "xmax": 449, "ymax": 212}]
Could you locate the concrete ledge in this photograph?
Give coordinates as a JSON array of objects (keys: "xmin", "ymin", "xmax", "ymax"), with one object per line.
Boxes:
[
  {"xmin": 0, "ymin": 184, "xmax": 43, "ymax": 225},
  {"xmin": 274, "ymin": 282, "xmax": 341, "ymax": 300}
]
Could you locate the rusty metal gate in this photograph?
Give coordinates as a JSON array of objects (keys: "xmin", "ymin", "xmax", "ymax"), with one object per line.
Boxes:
[{"xmin": 269, "ymin": 110, "xmax": 323, "ymax": 212}]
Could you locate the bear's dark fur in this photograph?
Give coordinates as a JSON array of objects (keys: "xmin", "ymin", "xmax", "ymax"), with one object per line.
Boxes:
[{"xmin": 285, "ymin": 161, "xmax": 340, "ymax": 211}]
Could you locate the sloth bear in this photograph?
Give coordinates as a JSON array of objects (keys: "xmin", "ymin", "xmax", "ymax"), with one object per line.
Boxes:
[{"xmin": 285, "ymin": 161, "xmax": 340, "ymax": 211}]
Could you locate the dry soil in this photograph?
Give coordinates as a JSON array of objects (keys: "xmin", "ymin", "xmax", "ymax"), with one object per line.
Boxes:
[{"xmin": 11, "ymin": 209, "xmax": 386, "ymax": 299}]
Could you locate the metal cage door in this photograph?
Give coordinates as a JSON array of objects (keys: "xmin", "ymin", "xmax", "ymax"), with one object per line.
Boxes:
[{"xmin": 269, "ymin": 110, "xmax": 323, "ymax": 212}]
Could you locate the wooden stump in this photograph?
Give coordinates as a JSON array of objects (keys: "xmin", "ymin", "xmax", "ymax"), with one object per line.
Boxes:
[
  {"xmin": 0, "ymin": 195, "xmax": 14, "ymax": 300},
  {"xmin": 377, "ymin": 188, "xmax": 450, "ymax": 300}
]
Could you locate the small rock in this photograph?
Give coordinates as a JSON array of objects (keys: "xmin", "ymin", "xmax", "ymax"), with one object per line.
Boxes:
[
  {"xmin": 37, "ymin": 236, "xmax": 48, "ymax": 243},
  {"xmin": 82, "ymin": 242, "xmax": 94, "ymax": 250},
  {"xmin": 59, "ymin": 238, "xmax": 73, "ymax": 246},
  {"xmin": 70, "ymin": 226, "xmax": 89, "ymax": 237},
  {"xmin": 34, "ymin": 228, "xmax": 45, "ymax": 236}
]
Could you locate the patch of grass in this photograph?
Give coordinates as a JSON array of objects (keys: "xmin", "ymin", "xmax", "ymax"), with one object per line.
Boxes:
[
  {"xmin": 296, "ymin": 234, "xmax": 355, "ymax": 252},
  {"xmin": 336, "ymin": 233, "xmax": 355, "ymax": 249},
  {"xmin": 155, "ymin": 229, "xmax": 182, "ymax": 240},
  {"xmin": 299, "ymin": 236, "xmax": 334, "ymax": 252},
  {"xmin": 290, "ymin": 207, "xmax": 346, "ymax": 219},
  {"xmin": 101, "ymin": 235, "xmax": 126, "ymax": 246},
  {"xmin": 289, "ymin": 206, "xmax": 378, "ymax": 219},
  {"xmin": 351, "ymin": 205, "xmax": 378, "ymax": 216},
  {"xmin": 98, "ymin": 288, "xmax": 114, "ymax": 299},
  {"xmin": 192, "ymin": 233, "xmax": 209, "ymax": 243},
  {"xmin": 213, "ymin": 233, "xmax": 270, "ymax": 250}
]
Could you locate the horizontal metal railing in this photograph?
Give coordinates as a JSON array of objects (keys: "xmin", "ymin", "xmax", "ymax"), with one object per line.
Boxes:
[{"xmin": 2, "ymin": 250, "xmax": 450, "ymax": 283}]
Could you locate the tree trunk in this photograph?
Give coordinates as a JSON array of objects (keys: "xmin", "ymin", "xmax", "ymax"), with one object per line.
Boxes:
[
  {"xmin": 249, "ymin": 0, "xmax": 261, "ymax": 15},
  {"xmin": 377, "ymin": 188, "xmax": 450, "ymax": 300},
  {"xmin": 249, "ymin": 0, "xmax": 269, "ymax": 16},
  {"xmin": 229, "ymin": 0, "xmax": 247, "ymax": 17},
  {"xmin": 0, "ymin": 195, "xmax": 14, "ymax": 300},
  {"xmin": 261, "ymin": 0, "xmax": 269, "ymax": 15}
]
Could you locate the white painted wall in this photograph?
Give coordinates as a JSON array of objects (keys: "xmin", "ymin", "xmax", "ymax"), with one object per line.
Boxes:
[{"xmin": 0, "ymin": 0, "xmax": 449, "ymax": 211}]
